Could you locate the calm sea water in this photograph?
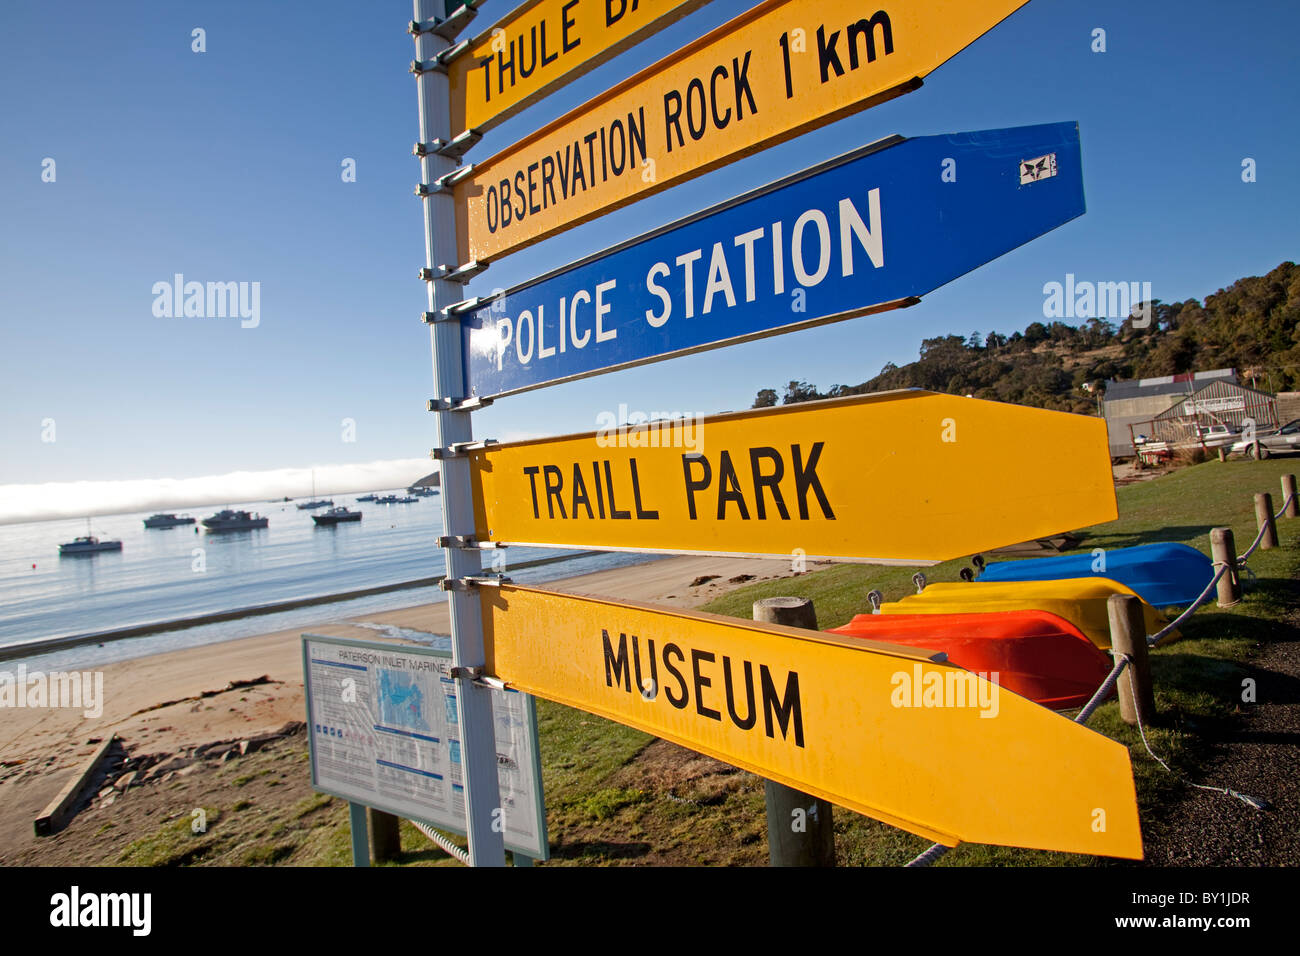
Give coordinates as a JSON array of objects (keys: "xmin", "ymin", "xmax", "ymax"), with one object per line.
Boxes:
[{"xmin": 0, "ymin": 495, "xmax": 656, "ymax": 671}]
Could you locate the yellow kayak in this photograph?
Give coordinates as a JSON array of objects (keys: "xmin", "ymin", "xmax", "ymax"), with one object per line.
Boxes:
[{"xmin": 880, "ymin": 577, "xmax": 1176, "ymax": 649}]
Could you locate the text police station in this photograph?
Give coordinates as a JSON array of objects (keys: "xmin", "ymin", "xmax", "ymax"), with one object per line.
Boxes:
[{"xmin": 490, "ymin": 188, "xmax": 881, "ymax": 370}]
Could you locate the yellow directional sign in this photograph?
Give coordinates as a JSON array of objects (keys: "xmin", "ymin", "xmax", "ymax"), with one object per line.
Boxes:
[
  {"xmin": 452, "ymin": 0, "xmax": 1031, "ymax": 264},
  {"xmin": 479, "ymin": 584, "xmax": 1143, "ymax": 858},
  {"xmin": 450, "ymin": 0, "xmax": 711, "ymax": 135},
  {"xmin": 467, "ymin": 390, "xmax": 1117, "ymax": 564}
]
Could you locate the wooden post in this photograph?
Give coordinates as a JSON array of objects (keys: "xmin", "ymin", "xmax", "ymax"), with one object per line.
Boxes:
[
  {"xmin": 753, "ymin": 597, "xmax": 836, "ymax": 867},
  {"xmin": 1210, "ymin": 527, "xmax": 1241, "ymax": 607},
  {"xmin": 1281, "ymin": 475, "xmax": 1299, "ymax": 518},
  {"xmin": 1107, "ymin": 595, "xmax": 1155, "ymax": 727},
  {"xmin": 1217, "ymin": 447, "xmax": 1227, "ymax": 463},
  {"xmin": 368, "ymin": 808, "xmax": 401, "ymax": 862},
  {"xmin": 1255, "ymin": 493, "xmax": 1279, "ymax": 550}
]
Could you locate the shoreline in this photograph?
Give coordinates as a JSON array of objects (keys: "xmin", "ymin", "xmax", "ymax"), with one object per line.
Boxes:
[
  {"xmin": 0, "ymin": 550, "xmax": 598, "ymax": 664},
  {"xmin": 0, "ymin": 553, "xmax": 800, "ymax": 861}
]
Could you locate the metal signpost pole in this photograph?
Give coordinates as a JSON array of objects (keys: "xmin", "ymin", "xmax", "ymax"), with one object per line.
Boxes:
[{"xmin": 411, "ymin": 0, "xmax": 505, "ymax": 867}]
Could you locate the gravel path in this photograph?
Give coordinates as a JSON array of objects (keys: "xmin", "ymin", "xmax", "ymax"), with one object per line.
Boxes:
[{"xmin": 1141, "ymin": 593, "xmax": 1300, "ymax": 866}]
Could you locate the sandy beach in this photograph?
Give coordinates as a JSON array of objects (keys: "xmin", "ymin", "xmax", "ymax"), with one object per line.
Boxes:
[{"xmin": 0, "ymin": 553, "xmax": 799, "ymax": 860}]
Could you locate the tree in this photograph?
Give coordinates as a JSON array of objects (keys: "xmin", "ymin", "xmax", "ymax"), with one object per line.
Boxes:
[
  {"xmin": 752, "ymin": 388, "xmax": 778, "ymax": 408},
  {"xmin": 750, "ymin": 262, "xmax": 1300, "ymax": 418},
  {"xmin": 782, "ymin": 380, "xmax": 823, "ymax": 405}
]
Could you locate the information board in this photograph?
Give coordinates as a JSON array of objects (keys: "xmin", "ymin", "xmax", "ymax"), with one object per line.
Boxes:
[{"xmin": 302, "ymin": 633, "xmax": 548, "ymax": 859}]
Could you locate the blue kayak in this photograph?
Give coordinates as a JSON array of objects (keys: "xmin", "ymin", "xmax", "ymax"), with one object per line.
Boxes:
[{"xmin": 977, "ymin": 542, "xmax": 1214, "ymax": 608}]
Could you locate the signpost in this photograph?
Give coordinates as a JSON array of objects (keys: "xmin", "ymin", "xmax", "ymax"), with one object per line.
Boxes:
[
  {"xmin": 303, "ymin": 634, "xmax": 549, "ymax": 860},
  {"xmin": 448, "ymin": 0, "xmax": 712, "ymax": 135},
  {"xmin": 476, "ymin": 583, "xmax": 1144, "ymax": 859},
  {"xmin": 412, "ymin": 0, "xmax": 507, "ymax": 867},
  {"xmin": 451, "ymin": 0, "xmax": 1033, "ymax": 263},
  {"xmin": 463, "ymin": 389, "xmax": 1118, "ymax": 564},
  {"xmin": 386, "ymin": 0, "xmax": 1143, "ymax": 865},
  {"xmin": 461, "ymin": 122, "xmax": 1084, "ymax": 399}
]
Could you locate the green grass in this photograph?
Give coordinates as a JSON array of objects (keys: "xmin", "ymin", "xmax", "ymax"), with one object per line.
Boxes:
[
  {"xmin": 216, "ymin": 458, "xmax": 1300, "ymax": 867},
  {"xmin": 117, "ymin": 809, "xmax": 222, "ymax": 867},
  {"xmin": 705, "ymin": 458, "xmax": 1298, "ymax": 626},
  {"xmin": 696, "ymin": 457, "xmax": 1300, "ymax": 865}
]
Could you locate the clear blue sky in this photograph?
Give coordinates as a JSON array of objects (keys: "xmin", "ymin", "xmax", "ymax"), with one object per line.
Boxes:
[{"xmin": 1, "ymin": 0, "xmax": 1296, "ymax": 490}]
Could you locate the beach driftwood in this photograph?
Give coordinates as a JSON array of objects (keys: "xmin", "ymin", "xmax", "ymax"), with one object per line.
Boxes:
[{"xmin": 33, "ymin": 736, "xmax": 118, "ymax": 836}]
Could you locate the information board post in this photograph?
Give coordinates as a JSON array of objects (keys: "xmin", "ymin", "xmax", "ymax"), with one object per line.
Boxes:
[
  {"xmin": 411, "ymin": 0, "xmax": 505, "ymax": 867},
  {"xmin": 348, "ymin": 802, "xmax": 370, "ymax": 867}
]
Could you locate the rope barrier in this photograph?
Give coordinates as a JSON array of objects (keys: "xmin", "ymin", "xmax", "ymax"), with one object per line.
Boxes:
[
  {"xmin": 1237, "ymin": 518, "xmax": 1272, "ymax": 564},
  {"xmin": 1147, "ymin": 562, "xmax": 1231, "ymax": 646},
  {"xmin": 1125, "ymin": 673, "xmax": 1270, "ymax": 811},
  {"xmin": 1238, "ymin": 489, "xmax": 1292, "ymax": 565},
  {"xmin": 903, "ymin": 841, "xmax": 951, "ymax": 867},
  {"xmin": 1075, "ymin": 653, "xmax": 1130, "ymax": 724},
  {"xmin": 903, "ymin": 505, "xmax": 1293, "ymax": 868},
  {"xmin": 411, "ymin": 819, "xmax": 471, "ymax": 865}
]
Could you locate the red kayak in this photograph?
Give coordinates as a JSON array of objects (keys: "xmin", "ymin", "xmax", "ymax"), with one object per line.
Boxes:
[{"xmin": 828, "ymin": 609, "xmax": 1114, "ymax": 710}]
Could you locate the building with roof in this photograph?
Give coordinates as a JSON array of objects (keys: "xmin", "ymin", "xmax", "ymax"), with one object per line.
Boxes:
[
  {"xmin": 1102, "ymin": 369, "xmax": 1237, "ymax": 456},
  {"xmin": 1147, "ymin": 379, "xmax": 1278, "ymax": 446}
]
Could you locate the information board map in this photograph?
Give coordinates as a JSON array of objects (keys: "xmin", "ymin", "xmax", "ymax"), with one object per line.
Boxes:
[{"xmin": 303, "ymin": 634, "xmax": 548, "ymax": 859}]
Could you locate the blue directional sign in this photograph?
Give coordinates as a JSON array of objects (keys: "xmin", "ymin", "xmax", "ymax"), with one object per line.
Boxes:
[{"xmin": 462, "ymin": 122, "xmax": 1085, "ymax": 400}]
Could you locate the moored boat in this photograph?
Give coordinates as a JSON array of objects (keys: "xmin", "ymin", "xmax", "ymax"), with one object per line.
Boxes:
[
  {"xmin": 880, "ymin": 578, "xmax": 1175, "ymax": 649},
  {"xmin": 312, "ymin": 507, "xmax": 362, "ymax": 526},
  {"xmin": 829, "ymin": 609, "xmax": 1114, "ymax": 710},
  {"xmin": 295, "ymin": 471, "xmax": 333, "ymax": 509},
  {"xmin": 143, "ymin": 513, "xmax": 196, "ymax": 529},
  {"xmin": 58, "ymin": 535, "xmax": 123, "ymax": 555},
  {"xmin": 201, "ymin": 509, "xmax": 269, "ymax": 531},
  {"xmin": 976, "ymin": 542, "xmax": 1214, "ymax": 608}
]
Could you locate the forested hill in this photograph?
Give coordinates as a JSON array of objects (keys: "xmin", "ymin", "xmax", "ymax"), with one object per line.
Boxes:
[{"xmin": 752, "ymin": 261, "xmax": 1300, "ymax": 415}]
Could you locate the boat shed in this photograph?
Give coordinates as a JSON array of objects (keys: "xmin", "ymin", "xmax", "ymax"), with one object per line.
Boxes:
[
  {"xmin": 1147, "ymin": 379, "xmax": 1278, "ymax": 445},
  {"xmin": 1102, "ymin": 368, "xmax": 1237, "ymax": 457}
]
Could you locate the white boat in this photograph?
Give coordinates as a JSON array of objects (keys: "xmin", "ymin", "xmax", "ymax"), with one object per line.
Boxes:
[
  {"xmin": 59, "ymin": 535, "xmax": 123, "ymax": 555},
  {"xmin": 296, "ymin": 471, "xmax": 333, "ymax": 510}
]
